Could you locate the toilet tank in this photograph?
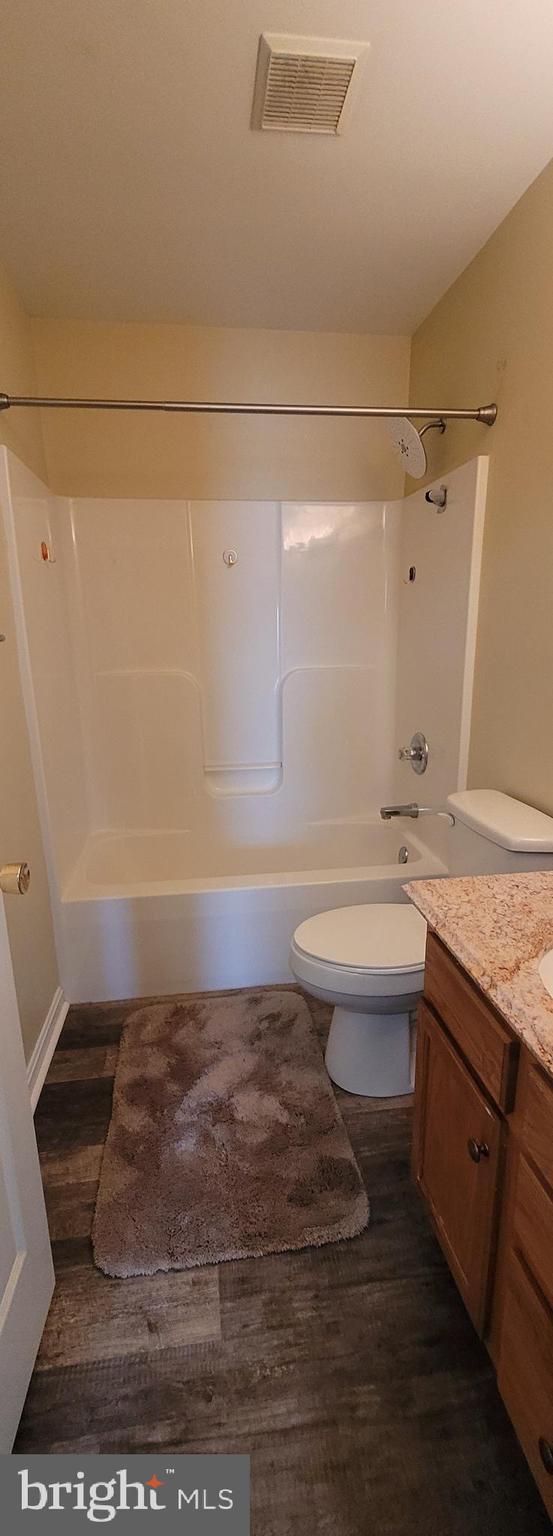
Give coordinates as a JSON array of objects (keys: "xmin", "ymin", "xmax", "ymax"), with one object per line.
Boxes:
[{"xmin": 444, "ymin": 790, "xmax": 553, "ymax": 875}]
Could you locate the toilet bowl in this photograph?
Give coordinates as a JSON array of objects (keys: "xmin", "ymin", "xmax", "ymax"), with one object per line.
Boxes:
[{"xmin": 289, "ymin": 903, "xmax": 427, "ymax": 1097}]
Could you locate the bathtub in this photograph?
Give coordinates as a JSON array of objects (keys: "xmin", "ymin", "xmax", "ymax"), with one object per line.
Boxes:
[{"xmin": 60, "ymin": 820, "xmax": 447, "ymax": 1003}]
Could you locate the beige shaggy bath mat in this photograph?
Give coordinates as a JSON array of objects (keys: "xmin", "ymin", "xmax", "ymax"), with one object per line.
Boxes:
[{"xmin": 92, "ymin": 990, "xmax": 369, "ymax": 1277}]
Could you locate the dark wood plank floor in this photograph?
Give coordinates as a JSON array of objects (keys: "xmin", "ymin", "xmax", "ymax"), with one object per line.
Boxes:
[{"xmin": 15, "ymin": 988, "xmax": 549, "ymax": 1534}]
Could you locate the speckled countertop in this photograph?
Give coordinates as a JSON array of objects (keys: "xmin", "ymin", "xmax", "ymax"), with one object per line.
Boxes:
[{"xmin": 404, "ymin": 871, "xmax": 553, "ymax": 1080}]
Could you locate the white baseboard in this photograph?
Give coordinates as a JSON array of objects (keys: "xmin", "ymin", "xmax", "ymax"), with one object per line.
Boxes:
[{"xmin": 27, "ymin": 986, "xmax": 69, "ymax": 1113}]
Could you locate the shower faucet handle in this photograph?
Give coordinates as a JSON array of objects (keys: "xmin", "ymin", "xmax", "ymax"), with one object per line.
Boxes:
[{"xmin": 397, "ymin": 731, "xmax": 429, "ymax": 774}]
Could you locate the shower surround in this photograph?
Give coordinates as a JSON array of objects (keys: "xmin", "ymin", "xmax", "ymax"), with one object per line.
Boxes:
[{"xmin": 0, "ymin": 449, "xmax": 487, "ymax": 1001}]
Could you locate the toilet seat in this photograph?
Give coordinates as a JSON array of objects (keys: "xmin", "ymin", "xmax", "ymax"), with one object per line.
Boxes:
[{"xmin": 291, "ymin": 903, "xmax": 427, "ymax": 999}]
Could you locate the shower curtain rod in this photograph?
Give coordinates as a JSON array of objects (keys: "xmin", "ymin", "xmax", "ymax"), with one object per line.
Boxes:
[{"xmin": 0, "ymin": 392, "xmax": 497, "ymax": 424}]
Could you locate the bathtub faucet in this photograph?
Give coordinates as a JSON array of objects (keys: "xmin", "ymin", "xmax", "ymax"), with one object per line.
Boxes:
[{"xmin": 380, "ymin": 803, "xmax": 455, "ymax": 826}]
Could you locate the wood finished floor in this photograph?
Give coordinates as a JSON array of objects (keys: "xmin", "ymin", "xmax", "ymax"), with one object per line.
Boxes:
[{"xmin": 15, "ymin": 988, "xmax": 549, "ymax": 1534}]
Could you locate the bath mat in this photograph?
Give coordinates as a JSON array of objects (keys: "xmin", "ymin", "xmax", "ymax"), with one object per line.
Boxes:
[{"xmin": 92, "ymin": 990, "xmax": 369, "ymax": 1277}]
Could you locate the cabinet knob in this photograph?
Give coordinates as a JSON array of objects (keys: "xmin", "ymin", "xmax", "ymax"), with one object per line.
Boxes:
[
  {"xmin": 539, "ymin": 1437, "xmax": 553, "ymax": 1475},
  {"xmin": 467, "ymin": 1137, "xmax": 490, "ymax": 1164}
]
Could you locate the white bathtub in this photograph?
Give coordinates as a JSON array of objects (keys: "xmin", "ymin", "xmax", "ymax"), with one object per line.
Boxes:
[{"xmin": 60, "ymin": 820, "xmax": 446, "ymax": 1003}]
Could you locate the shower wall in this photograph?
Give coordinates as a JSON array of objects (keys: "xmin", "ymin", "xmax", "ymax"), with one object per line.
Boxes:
[
  {"xmin": 0, "ymin": 451, "xmax": 88, "ymax": 899},
  {"xmin": 393, "ymin": 455, "xmax": 488, "ymax": 809},
  {"xmin": 1, "ymin": 451, "xmax": 403, "ymax": 899},
  {"xmin": 68, "ymin": 495, "xmax": 399, "ymax": 856}
]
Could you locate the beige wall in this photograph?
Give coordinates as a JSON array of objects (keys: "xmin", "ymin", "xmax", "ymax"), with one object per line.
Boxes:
[
  {"xmin": 31, "ymin": 320, "xmax": 410, "ymax": 501},
  {"xmin": 0, "ymin": 265, "xmax": 59, "ymax": 1059},
  {"xmin": 0, "ymin": 265, "xmax": 47, "ymax": 482},
  {"xmin": 409, "ymin": 156, "xmax": 553, "ymax": 815}
]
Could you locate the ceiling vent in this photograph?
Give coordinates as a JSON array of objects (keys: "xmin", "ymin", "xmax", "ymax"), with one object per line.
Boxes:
[{"xmin": 251, "ymin": 34, "xmax": 370, "ymax": 136}]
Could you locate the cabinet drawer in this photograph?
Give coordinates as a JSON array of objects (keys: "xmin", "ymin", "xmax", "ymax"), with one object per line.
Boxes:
[
  {"xmin": 413, "ymin": 1002, "xmax": 502, "ymax": 1334},
  {"xmin": 512, "ymin": 1154, "xmax": 553, "ymax": 1311},
  {"xmin": 424, "ymin": 932, "xmax": 518, "ymax": 1109},
  {"xmin": 498, "ymin": 1251, "xmax": 553, "ymax": 1520},
  {"xmin": 517, "ymin": 1058, "xmax": 553, "ymax": 1191}
]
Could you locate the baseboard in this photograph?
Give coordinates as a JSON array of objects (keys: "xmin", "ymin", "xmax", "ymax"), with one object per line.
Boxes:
[{"xmin": 27, "ymin": 986, "xmax": 69, "ymax": 1113}]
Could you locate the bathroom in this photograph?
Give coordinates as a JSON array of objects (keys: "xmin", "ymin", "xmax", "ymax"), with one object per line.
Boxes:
[{"xmin": 1, "ymin": 2, "xmax": 553, "ymax": 1528}]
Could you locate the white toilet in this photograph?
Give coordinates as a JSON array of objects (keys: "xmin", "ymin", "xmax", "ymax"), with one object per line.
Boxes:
[
  {"xmin": 290, "ymin": 902, "xmax": 427, "ymax": 1096},
  {"xmin": 290, "ymin": 790, "xmax": 553, "ymax": 1097}
]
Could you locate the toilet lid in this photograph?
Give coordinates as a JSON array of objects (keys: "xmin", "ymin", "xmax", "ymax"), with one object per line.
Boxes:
[{"xmin": 293, "ymin": 903, "xmax": 427, "ymax": 974}]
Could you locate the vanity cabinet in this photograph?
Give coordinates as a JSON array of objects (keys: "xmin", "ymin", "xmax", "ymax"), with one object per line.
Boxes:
[
  {"xmin": 413, "ymin": 930, "xmax": 553, "ymax": 1520},
  {"xmin": 413, "ymin": 1001, "xmax": 502, "ymax": 1333},
  {"xmin": 495, "ymin": 1052, "xmax": 553, "ymax": 1516}
]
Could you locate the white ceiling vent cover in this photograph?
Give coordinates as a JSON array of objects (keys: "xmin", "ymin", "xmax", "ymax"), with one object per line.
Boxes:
[{"xmin": 252, "ymin": 34, "xmax": 370, "ymax": 136}]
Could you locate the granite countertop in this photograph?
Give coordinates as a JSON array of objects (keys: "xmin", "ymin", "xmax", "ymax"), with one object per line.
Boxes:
[{"xmin": 404, "ymin": 871, "xmax": 553, "ymax": 1081}]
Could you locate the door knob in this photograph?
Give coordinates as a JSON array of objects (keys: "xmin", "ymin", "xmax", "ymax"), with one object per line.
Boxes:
[
  {"xmin": 0, "ymin": 862, "xmax": 31, "ymax": 895},
  {"xmin": 467, "ymin": 1137, "xmax": 490, "ymax": 1164}
]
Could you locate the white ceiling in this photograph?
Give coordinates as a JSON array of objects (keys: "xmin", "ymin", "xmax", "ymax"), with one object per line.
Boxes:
[{"xmin": 2, "ymin": 0, "xmax": 553, "ymax": 333}]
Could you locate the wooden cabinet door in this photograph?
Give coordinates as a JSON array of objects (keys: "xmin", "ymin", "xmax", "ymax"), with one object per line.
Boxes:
[
  {"xmin": 412, "ymin": 1002, "xmax": 502, "ymax": 1334},
  {"xmin": 497, "ymin": 1250, "xmax": 553, "ymax": 1521}
]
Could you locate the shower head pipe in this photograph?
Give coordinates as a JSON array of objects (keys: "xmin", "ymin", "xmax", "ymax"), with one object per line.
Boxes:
[{"xmin": 0, "ymin": 393, "xmax": 498, "ymax": 425}]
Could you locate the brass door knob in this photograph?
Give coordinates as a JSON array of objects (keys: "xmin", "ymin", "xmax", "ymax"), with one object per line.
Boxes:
[
  {"xmin": 0, "ymin": 862, "xmax": 31, "ymax": 895},
  {"xmin": 467, "ymin": 1137, "xmax": 490, "ymax": 1164},
  {"xmin": 539, "ymin": 1438, "xmax": 553, "ymax": 1475}
]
